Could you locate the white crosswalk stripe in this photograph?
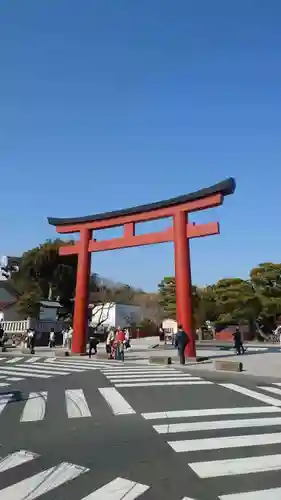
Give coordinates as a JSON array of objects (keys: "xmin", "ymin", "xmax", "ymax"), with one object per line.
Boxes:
[
  {"xmin": 0, "ymin": 369, "xmax": 51, "ymax": 379},
  {"xmin": 65, "ymin": 389, "xmax": 92, "ymax": 418},
  {"xmin": 0, "ymin": 357, "xmax": 114, "ymax": 385},
  {"xmin": 98, "ymin": 363, "xmax": 211, "ymax": 388},
  {"xmin": 143, "ymin": 403, "xmax": 281, "ymax": 498},
  {"xmin": 0, "ymin": 448, "xmax": 150, "ymax": 499},
  {"xmin": 246, "ymin": 347, "xmax": 268, "ymax": 351},
  {"xmin": 0, "ymin": 387, "xmax": 135, "ymax": 422},
  {"xmin": 98, "ymin": 387, "xmax": 136, "ymax": 415},
  {"xmin": 24, "ymin": 357, "xmax": 43, "ymax": 363},
  {"xmin": 0, "ymin": 461, "xmax": 88, "ymax": 499},
  {"xmin": 220, "ymin": 383, "xmax": 281, "ymax": 407},
  {"xmin": 6, "ymin": 377, "xmax": 24, "ymax": 381},
  {"xmin": 1, "ymin": 365, "xmax": 70, "ymax": 375},
  {"xmin": 20, "ymin": 392, "xmax": 48, "ymax": 422},
  {"xmin": 6, "ymin": 357, "xmax": 24, "ymax": 364},
  {"xmin": 116, "ymin": 380, "xmax": 212, "ymax": 387},
  {"xmin": 219, "ymin": 488, "xmax": 281, "ymax": 499},
  {"xmin": 0, "ymin": 356, "xmax": 211, "ymax": 388},
  {"xmin": 190, "ymin": 454, "xmax": 281, "ymax": 478},
  {"xmin": 0, "ymin": 394, "xmax": 13, "ymax": 415},
  {"xmin": 258, "ymin": 385, "xmax": 281, "ymax": 396},
  {"xmin": 80, "ymin": 476, "xmax": 149, "ymax": 499},
  {"xmin": 0, "ymin": 450, "xmax": 38, "ymax": 471},
  {"xmin": 23, "ymin": 363, "xmax": 84, "ymax": 373}
]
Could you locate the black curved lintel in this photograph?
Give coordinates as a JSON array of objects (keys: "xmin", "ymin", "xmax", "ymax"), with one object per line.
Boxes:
[{"xmin": 48, "ymin": 177, "xmax": 236, "ymax": 227}]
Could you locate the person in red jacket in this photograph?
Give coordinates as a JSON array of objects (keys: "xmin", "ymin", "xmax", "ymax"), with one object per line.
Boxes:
[{"xmin": 115, "ymin": 327, "xmax": 125, "ymax": 361}]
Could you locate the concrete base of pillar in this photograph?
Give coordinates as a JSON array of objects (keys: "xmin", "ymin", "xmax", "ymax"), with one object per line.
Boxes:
[
  {"xmin": 55, "ymin": 350, "xmax": 71, "ymax": 357},
  {"xmin": 214, "ymin": 359, "xmax": 243, "ymax": 372},
  {"xmin": 149, "ymin": 356, "xmax": 172, "ymax": 365}
]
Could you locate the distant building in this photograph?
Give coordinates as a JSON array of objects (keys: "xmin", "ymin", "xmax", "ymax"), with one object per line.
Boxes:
[
  {"xmin": 89, "ymin": 302, "xmax": 142, "ymax": 330},
  {"xmin": 0, "ymin": 281, "xmax": 62, "ymax": 322},
  {"xmin": 162, "ymin": 318, "xmax": 177, "ymax": 333},
  {"xmin": 0, "ymin": 281, "xmax": 20, "ymax": 321},
  {"xmin": 39, "ymin": 300, "xmax": 62, "ymax": 321}
]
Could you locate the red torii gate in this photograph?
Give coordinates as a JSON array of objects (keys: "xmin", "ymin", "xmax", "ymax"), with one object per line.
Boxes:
[{"xmin": 48, "ymin": 177, "xmax": 235, "ymax": 358}]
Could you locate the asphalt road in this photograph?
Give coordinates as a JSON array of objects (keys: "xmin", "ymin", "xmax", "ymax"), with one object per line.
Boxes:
[{"xmin": 1, "ymin": 357, "xmax": 281, "ymax": 498}]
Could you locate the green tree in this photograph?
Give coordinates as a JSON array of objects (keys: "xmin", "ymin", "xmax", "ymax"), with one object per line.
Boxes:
[
  {"xmin": 158, "ymin": 276, "xmax": 199, "ymax": 325},
  {"xmin": 214, "ymin": 278, "xmax": 262, "ymax": 336},
  {"xmin": 10, "ymin": 239, "xmax": 77, "ymax": 317},
  {"xmin": 194, "ymin": 285, "xmax": 218, "ymax": 328},
  {"xmin": 158, "ymin": 277, "xmax": 176, "ymax": 319},
  {"xmin": 250, "ymin": 263, "xmax": 281, "ymax": 325},
  {"xmin": 16, "ymin": 290, "xmax": 41, "ymax": 318}
]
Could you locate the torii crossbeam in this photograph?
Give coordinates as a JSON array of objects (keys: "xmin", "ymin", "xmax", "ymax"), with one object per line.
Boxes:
[{"xmin": 48, "ymin": 177, "xmax": 236, "ymax": 357}]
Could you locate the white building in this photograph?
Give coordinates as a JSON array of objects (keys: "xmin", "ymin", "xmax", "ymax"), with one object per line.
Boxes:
[
  {"xmin": 162, "ymin": 318, "xmax": 178, "ymax": 333},
  {"xmin": 89, "ymin": 302, "xmax": 142, "ymax": 330}
]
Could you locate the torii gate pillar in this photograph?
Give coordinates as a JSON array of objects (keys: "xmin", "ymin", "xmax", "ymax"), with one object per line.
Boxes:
[
  {"xmin": 72, "ymin": 227, "xmax": 92, "ymax": 354},
  {"xmin": 174, "ymin": 211, "xmax": 195, "ymax": 357},
  {"xmin": 48, "ymin": 178, "xmax": 235, "ymax": 358}
]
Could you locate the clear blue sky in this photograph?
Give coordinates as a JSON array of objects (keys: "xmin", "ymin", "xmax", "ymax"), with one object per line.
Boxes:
[{"xmin": 1, "ymin": 0, "xmax": 281, "ymax": 291}]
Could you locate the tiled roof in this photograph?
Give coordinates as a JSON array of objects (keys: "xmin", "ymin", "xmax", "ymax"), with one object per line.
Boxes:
[{"xmin": 48, "ymin": 178, "xmax": 236, "ymax": 226}]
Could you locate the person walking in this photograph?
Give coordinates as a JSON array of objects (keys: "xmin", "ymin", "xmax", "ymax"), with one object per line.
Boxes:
[
  {"xmin": 115, "ymin": 328, "xmax": 125, "ymax": 361},
  {"xmin": 106, "ymin": 330, "xmax": 115, "ymax": 358},
  {"xmin": 49, "ymin": 328, "xmax": 55, "ymax": 348},
  {"xmin": 124, "ymin": 329, "xmax": 130, "ymax": 349},
  {"xmin": 67, "ymin": 326, "xmax": 73, "ymax": 350},
  {"xmin": 233, "ymin": 326, "xmax": 245, "ymax": 355},
  {"xmin": 0, "ymin": 323, "xmax": 4, "ymax": 348},
  {"xmin": 88, "ymin": 335, "xmax": 99, "ymax": 358},
  {"xmin": 27, "ymin": 328, "xmax": 36, "ymax": 354},
  {"xmin": 175, "ymin": 324, "xmax": 189, "ymax": 365}
]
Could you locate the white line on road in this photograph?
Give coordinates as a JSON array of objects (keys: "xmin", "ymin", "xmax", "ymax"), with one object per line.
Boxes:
[
  {"xmin": 20, "ymin": 392, "xmax": 48, "ymax": 422},
  {"xmin": 44, "ymin": 362, "xmax": 99, "ymax": 371},
  {"xmin": 102, "ymin": 369, "xmax": 177, "ymax": 374},
  {"xmin": 65, "ymin": 389, "xmax": 91, "ymax": 418},
  {"xmin": 219, "ymin": 486, "xmax": 281, "ymax": 499},
  {"xmin": 53, "ymin": 360, "xmax": 112, "ymax": 367},
  {"xmin": 153, "ymin": 416, "xmax": 281, "ymax": 434},
  {"xmin": 116, "ymin": 381, "xmax": 211, "ymax": 387},
  {"xmin": 0, "ymin": 365, "xmax": 69, "ymax": 376},
  {"xmin": 111, "ymin": 377, "xmax": 200, "ymax": 383},
  {"xmin": 24, "ymin": 357, "xmax": 42, "ymax": 363},
  {"xmin": 79, "ymin": 476, "xmax": 149, "ymax": 499},
  {"xmin": 220, "ymin": 383, "xmax": 281, "ymax": 407},
  {"xmin": 6, "ymin": 357, "xmax": 24, "ymax": 364},
  {"xmin": 246, "ymin": 347, "xmax": 268, "ymax": 351},
  {"xmin": 24, "ymin": 363, "xmax": 83, "ymax": 373},
  {"xmin": 168, "ymin": 432, "xmax": 281, "ymax": 453},
  {"xmin": 181, "ymin": 498, "xmax": 200, "ymax": 500},
  {"xmin": 0, "ymin": 394, "xmax": 13, "ymax": 414},
  {"xmin": 141, "ymin": 405, "xmax": 280, "ymax": 420},
  {"xmin": 190, "ymin": 453, "xmax": 281, "ymax": 478},
  {"xmin": 0, "ymin": 450, "xmax": 39, "ymax": 472},
  {"xmin": 0, "ymin": 461, "xmax": 88, "ymax": 499},
  {"xmin": 0, "ymin": 382, "xmax": 9, "ymax": 386},
  {"xmin": 98, "ymin": 387, "xmax": 136, "ymax": 415},
  {"xmin": 258, "ymin": 386, "xmax": 281, "ymax": 396},
  {"xmin": 0, "ymin": 369, "xmax": 51, "ymax": 379},
  {"xmin": 106, "ymin": 373, "xmax": 192, "ymax": 379},
  {"xmin": 6, "ymin": 377, "xmax": 24, "ymax": 382}
]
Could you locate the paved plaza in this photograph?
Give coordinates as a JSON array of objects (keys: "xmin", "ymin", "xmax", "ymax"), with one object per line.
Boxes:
[{"xmin": 1, "ymin": 346, "xmax": 281, "ymax": 498}]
